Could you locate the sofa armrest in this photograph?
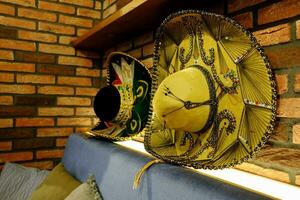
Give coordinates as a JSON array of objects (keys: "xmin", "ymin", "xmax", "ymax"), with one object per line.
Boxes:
[{"xmin": 62, "ymin": 133, "xmax": 271, "ymax": 200}]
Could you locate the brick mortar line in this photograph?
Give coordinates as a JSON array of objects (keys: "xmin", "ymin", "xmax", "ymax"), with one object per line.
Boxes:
[
  {"xmin": 264, "ymin": 40, "xmax": 300, "ymax": 50},
  {"xmin": 0, "ymin": 14, "xmax": 100, "ymax": 35},
  {"xmin": 279, "ymin": 92, "xmax": 300, "ymax": 98},
  {"xmin": 227, "ymin": 0, "xmax": 281, "ymax": 16},
  {"xmin": 0, "ymin": 55, "xmax": 99, "ymax": 70},
  {"xmin": 277, "ymin": 118, "xmax": 298, "ymax": 147},
  {"xmin": 0, "ymin": 75, "xmax": 100, "ymax": 84},
  {"xmin": 57, "ymin": 13, "xmax": 96, "ymax": 26},
  {"xmin": 73, "ymin": 7, "xmax": 102, "ymax": 20},
  {"xmin": 274, "ymin": 68, "xmax": 290, "ymax": 74},
  {"xmin": 40, "ymin": 0, "xmax": 99, "ymax": 10},
  {"xmin": 0, "ymin": 48, "xmax": 35, "ymax": 54},
  {"xmin": 11, "ymin": 116, "xmax": 93, "ymax": 119},
  {"xmin": 102, "ymin": 1, "xmax": 116, "ymax": 11},
  {"xmin": 250, "ymin": 159, "xmax": 300, "ymax": 177},
  {"xmin": 15, "ymin": 7, "xmax": 59, "ymax": 22},
  {"xmin": 36, "ymin": 64, "xmax": 76, "ymax": 76},
  {"xmin": 291, "ymin": 20, "xmax": 297, "ymax": 41},
  {"xmin": 100, "ymin": 0, "xmax": 104, "ymax": 19},
  {"xmin": 37, "ymin": 41, "xmax": 77, "ymax": 49},
  {"xmin": 11, "ymin": 137, "xmax": 56, "ymax": 148},
  {"xmin": 251, "ymin": 15, "xmax": 300, "ymax": 32},
  {"xmin": 0, "ymin": 90, "xmax": 96, "ymax": 100},
  {"xmin": 270, "ymin": 139, "xmax": 300, "ymax": 149},
  {"xmin": 288, "ymin": 68, "xmax": 299, "ymax": 97},
  {"xmin": 11, "ymin": 50, "xmax": 60, "ymax": 60},
  {"xmin": 28, "ymin": 4, "xmax": 102, "ymax": 20},
  {"xmin": 0, "ymin": 17, "xmax": 38, "ymax": 31},
  {"xmin": 0, "ymin": 26, "xmax": 68, "ymax": 42}
]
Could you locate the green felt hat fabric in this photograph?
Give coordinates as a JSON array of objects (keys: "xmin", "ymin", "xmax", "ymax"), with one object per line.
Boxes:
[{"xmin": 87, "ymin": 52, "xmax": 152, "ymax": 141}]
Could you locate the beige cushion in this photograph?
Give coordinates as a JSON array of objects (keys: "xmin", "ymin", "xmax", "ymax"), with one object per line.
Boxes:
[
  {"xmin": 65, "ymin": 183, "xmax": 95, "ymax": 200},
  {"xmin": 29, "ymin": 163, "xmax": 81, "ymax": 200},
  {"xmin": 65, "ymin": 175, "xmax": 103, "ymax": 200}
]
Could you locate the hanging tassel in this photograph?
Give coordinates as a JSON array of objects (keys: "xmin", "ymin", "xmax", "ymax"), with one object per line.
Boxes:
[{"xmin": 133, "ymin": 159, "xmax": 163, "ymax": 190}]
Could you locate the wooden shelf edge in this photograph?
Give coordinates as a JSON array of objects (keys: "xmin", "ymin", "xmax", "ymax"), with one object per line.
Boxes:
[
  {"xmin": 71, "ymin": 0, "xmax": 219, "ymax": 51},
  {"xmin": 71, "ymin": 0, "xmax": 167, "ymax": 50}
]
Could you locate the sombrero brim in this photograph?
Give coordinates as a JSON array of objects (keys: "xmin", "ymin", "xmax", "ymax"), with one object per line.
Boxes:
[
  {"xmin": 88, "ymin": 52, "xmax": 152, "ymax": 141},
  {"xmin": 144, "ymin": 10, "xmax": 277, "ymax": 169}
]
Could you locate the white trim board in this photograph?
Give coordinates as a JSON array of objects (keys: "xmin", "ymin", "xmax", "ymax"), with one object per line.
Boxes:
[{"xmin": 116, "ymin": 140, "xmax": 300, "ymax": 200}]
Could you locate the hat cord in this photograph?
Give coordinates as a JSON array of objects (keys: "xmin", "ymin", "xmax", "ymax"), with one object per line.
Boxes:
[{"xmin": 132, "ymin": 159, "xmax": 163, "ymax": 189}]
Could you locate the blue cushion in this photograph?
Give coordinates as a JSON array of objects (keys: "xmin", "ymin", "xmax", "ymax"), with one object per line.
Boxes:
[
  {"xmin": 62, "ymin": 133, "xmax": 271, "ymax": 200},
  {"xmin": 0, "ymin": 162, "xmax": 49, "ymax": 200}
]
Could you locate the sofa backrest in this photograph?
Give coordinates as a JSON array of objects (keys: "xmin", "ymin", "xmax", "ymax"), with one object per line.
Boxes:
[{"xmin": 62, "ymin": 133, "xmax": 271, "ymax": 200}]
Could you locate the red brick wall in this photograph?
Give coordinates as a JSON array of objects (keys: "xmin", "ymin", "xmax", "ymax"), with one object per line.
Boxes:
[
  {"xmin": 0, "ymin": 0, "xmax": 104, "ymax": 169},
  {"xmin": 227, "ymin": 0, "xmax": 300, "ymax": 186},
  {"xmin": 102, "ymin": 0, "xmax": 300, "ymax": 186}
]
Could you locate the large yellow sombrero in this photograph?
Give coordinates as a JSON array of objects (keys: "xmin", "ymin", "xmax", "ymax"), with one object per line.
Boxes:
[
  {"xmin": 144, "ymin": 10, "xmax": 277, "ymax": 169},
  {"xmin": 86, "ymin": 52, "xmax": 152, "ymax": 141}
]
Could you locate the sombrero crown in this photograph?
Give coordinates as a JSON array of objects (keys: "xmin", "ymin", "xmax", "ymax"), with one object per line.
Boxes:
[
  {"xmin": 88, "ymin": 52, "xmax": 152, "ymax": 141},
  {"xmin": 144, "ymin": 10, "xmax": 277, "ymax": 169}
]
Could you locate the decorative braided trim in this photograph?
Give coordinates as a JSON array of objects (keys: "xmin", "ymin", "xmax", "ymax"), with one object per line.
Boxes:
[
  {"xmin": 86, "ymin": 174, "xmax": 103, "ymax": 200},
  {"xmin": 144, "ymin": 9, "xmax": 277, "ymax": 170}
]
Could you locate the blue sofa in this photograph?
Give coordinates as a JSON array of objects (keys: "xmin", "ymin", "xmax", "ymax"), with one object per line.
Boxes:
[{"xmin": 62, "ymin": 133, "xmax": 271, "ymax": 200}]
